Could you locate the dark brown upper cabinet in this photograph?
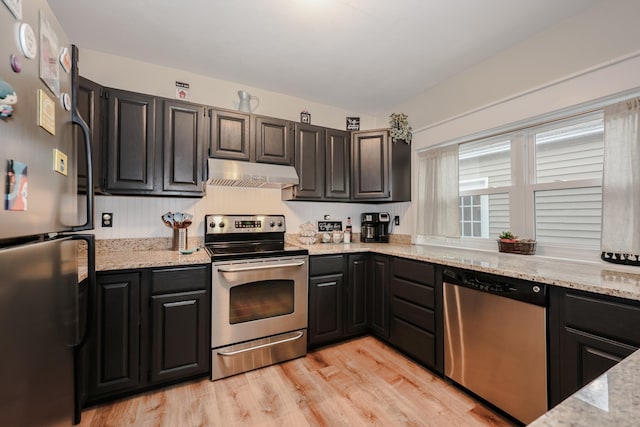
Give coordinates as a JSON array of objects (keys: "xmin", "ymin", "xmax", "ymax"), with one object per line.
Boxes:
[
  {"xmin": 255, "ymin": 116, "xmax": 294, "ymax": 165},
  {"xmin": 351, "ymin": 129, "xmax": 410, "ymax": 202},
  {"xmin": 102, "ymin": 87, "xmax": 206, "ymax": 197},
  {"xmin": 76, "ymin": 76, "xmax": 104, "ymax": 195},
  {"xmin": 162, "ymin": 100, "xmax": 206, "ymax": 194},
  {"xmin": 208, "ymin": 109, "xmax": 251, "ymax": 161},
  {"xmin": 283, "ymin": 125, "xmax": 351, "ymax": 201},
  {"xmin": 325, "ymin": 129, "xmax": 351, "ymax": 200},
  {"xmin": 290, "ymin": 123, "xmax": 326, "ymax": 199},
  {"xmin": 105, "ymin": 88, "xmax": 157, "ymax": 192}
]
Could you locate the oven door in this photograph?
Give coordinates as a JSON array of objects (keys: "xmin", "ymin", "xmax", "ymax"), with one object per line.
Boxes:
[{"xmin": 211, "ymin": 255, "xmax": 308, "ymax": 348}]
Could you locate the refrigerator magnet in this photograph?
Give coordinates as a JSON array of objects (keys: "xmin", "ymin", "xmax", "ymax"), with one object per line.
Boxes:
[
  {"xmin": 2, "ymin": 0, "xmax": 23, "ymax": 20},
  {"xmin": 0, "ymin": 76, "xmax": 17, "ymax": 119},
  {"xmin": 10, "ymin": 54, "xmax": 22, "ymax": 73},
  {"xmin": 60, "ymin": 92, "xmax": 71, "ymax": 111},
  {"xmin": 17, "ymin": 22, "xmax": 36, "ymax": 59},
  {"xmin": 5, "ymin": 159, "xmax": 28, "ymax": 211},
  {"xmin": 58, "ymin": 47, "xmax": 71, "ymax": 73},
  {"xmin": 37, "ymin": 89, "xmax": 55, "ymax": 135},
  {"xmin": 53, "ymin": 149, "xmax": 67, "ymax": 176},
  {"xmin": 39, "ymin": 11, "xmax": 60, "ymax": 97}
]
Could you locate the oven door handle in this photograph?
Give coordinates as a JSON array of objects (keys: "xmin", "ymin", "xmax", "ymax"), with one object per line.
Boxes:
[
  {"xmin": 217, "ymin": 261, "xmax": 305, "ymax": 273},
  {"xmin": 217, "ymin": 331, "xmax": 305, "ymax": 356}
]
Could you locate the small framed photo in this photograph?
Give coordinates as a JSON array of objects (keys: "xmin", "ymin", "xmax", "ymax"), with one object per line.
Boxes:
[
  {"xmin": 346, "ymin": 117, "xmax": 360, "ymax": 131},
  {"xmin": 300, "ymin": 111, "xmax": 311, "ymax": 124}
]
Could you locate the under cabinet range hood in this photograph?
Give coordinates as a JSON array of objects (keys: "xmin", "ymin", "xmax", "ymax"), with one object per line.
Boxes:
[{"xmin": 207, "ymin": 158, "xmax": 299, "ymax": 189}]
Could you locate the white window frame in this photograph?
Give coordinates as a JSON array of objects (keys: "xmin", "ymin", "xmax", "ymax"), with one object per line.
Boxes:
[{"xmin": 417, "ymin": 112, "xmax": 604, "ymax": 260}]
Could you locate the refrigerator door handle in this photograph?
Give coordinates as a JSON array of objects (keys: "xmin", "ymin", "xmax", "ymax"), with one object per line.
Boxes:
[
  {"xmin": 70, "ymin": 45, "xmax": 94, "ymax": 232},
  {"xmin": 70, "ymin": 234, "xmax": 95, "ymax": 347}
]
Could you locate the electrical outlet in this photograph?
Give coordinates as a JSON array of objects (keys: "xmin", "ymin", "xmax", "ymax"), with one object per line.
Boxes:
[
  {"xmin": 394, "ymin": 216, "xmax": 400, "ymax": 226},
  {"xmin": 101, "ymin": 212, "xmax": 113, "ymax": 227}
]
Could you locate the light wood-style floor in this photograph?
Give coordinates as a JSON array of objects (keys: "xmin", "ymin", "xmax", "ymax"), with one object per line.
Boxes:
[{"xmin": 79, "ymin": 336, "xmax": 515, "ymax": 426}]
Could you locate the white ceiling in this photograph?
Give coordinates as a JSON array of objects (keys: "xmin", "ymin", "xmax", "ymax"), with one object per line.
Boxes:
[{"xmin": 49, "ymin": 0, "xmax": 600, "ymax": 115}]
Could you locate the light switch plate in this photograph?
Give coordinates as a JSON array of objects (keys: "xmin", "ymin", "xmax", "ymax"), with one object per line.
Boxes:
[{"xmin": 53, "ymin": 149, "xmax": 67, "ymax": 176}]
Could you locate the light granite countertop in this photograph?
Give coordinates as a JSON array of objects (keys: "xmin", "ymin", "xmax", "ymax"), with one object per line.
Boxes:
[
  {"xmin": 529, "ymin": 348, "xmax": 640, "ymax": 427},
  {"xmin": 301, "ymin": 241, "xmax": 640, "ymax": 301},
  {"xmin": 80, "ymin": 238, "xmax": 640, "ymax": 301},
  {"xmin": 77, "ymin": 238, "xmax": 209, "ymax": 282}
]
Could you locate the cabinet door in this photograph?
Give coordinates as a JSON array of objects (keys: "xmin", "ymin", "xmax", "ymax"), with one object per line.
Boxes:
[
  {"xmin": 208, "ymin": 109, "xmax": 251, "ymax": 161},
  {"xmin": 162, "ymin": 100, "xmax": 206, "ymax": 194},
  {"xmin": 370, "ymin": 255, "xmax": 389, "ymax": 338},
  {"xmin": 150, "ymin": 290, "xmax": 209, "ymax": 384},
  {"xmin": 557, "ymin": 327, "xmax": 635, "ymax": 402},
  {"xmin": 346, "ymin": 254, "xmax": 369, "ymax": 336},
  {"xmin": 352, "ymin": 130, "xmax": 390, "ymax": 200},
  {"xmin": 293, "ymin": 123, "xmax": 325, "ymax": 199},
  {"xmin": 255, "ymin": 116, "xmax": 294, "ymax": 165},
  {"xmin": 308, "ymin": 273, "xmax": 343, "ymax": 347},
  {"xmin": 76, "ymin": 76, "xmax": 103, "ymax": 194},
  {"xmin": 325, "ymin": 129, "xmax": 350, "ymax": 200},
  {"xmin": 105, "ymin": 89, "xmax": 156, "ymax": 192},
  {"xmin": 88, "ymin": 272, "xmax": 141, "ymax": 399},
  {"xmin": 549, "ymin": 287, "xmax": 640, "ymax": 406}
]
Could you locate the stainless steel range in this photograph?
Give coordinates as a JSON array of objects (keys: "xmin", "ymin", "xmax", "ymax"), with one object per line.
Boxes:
[{"xmin": 204, "ymin": 214, "xmax": 309, "ymax": 380}]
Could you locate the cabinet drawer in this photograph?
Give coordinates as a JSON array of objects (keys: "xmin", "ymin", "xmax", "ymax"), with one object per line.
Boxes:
[
  {"xmin": 390, "ymin": 277, "xmax": 435, "ymax": 310},
  {"xmin": 310, "ymin": 255, "xmax": 344, "ymax": 276},
  {"xmin": 564, "ymin": 291, "xmax": 640, "ymax": 346},
  {"xmin": 390, "ymin": 298, "xmax": 434, "ymax": 332},
  {"xmin": 391, "ymin": 257, "xmax": 434, "ymax": 286},
  {"xmin": 151, "ymin": 265, "xmax": 209, "ymax": 294},
  {"xmin": 389, "ymin": 317, "xmax": 435, "ymax": 368}
]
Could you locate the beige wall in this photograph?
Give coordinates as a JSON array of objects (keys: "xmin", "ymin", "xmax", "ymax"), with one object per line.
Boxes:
[
  {"xmin": 386, "ymin": 0, "xmax": 640, "ymax": 135},
  {"xmin": 78, "ymin": 49, "xmax": 378, "ymax": 131}
]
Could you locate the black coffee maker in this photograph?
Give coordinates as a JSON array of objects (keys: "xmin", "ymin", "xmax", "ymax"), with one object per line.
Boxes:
[{"xmin": 360, "ymin": 212, "xmax": 390, "ymax": 243}]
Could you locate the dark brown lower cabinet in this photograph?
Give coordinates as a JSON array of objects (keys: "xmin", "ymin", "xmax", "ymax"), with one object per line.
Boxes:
[
  {"xmin": 308, "ymin": 254, "xmax": 371, "ymax": 347},
  {"xmin": 549, "ymin": 287, "xmax": 640, "ymax": 407},
  {"xmin": 308, "ymin": 273, "xmax": 344, "ymax": 347},
  {"xmin": 150, "ymin": 289, "xmax": 209, "ymax": 383},
  {"xmin": 89, "ymin": 272, "xmax": 141, "ymax": 398},
  {"xmin": 346, "ymin": 254, "xmax": 369, "ymax": 335},
  {"xmin": 307, "ymin": 254, "xmax": 440, "ymax": 376},
  {"xmin": 388, "ymin": 257, "xmax": 439, "ymax": 371},
  {"xmin": 370, "ymin": 255, "xmax": 389, "ymax": 339},
  {"xmin": 86, "ymin": 264, "xmax": 210, "ymax": 405}
]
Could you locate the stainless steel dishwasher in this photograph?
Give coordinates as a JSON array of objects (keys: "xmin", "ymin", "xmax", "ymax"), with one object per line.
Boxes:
[{"xmin": 443, "ymin": 268, "xmax": 547, "ymax": 425}]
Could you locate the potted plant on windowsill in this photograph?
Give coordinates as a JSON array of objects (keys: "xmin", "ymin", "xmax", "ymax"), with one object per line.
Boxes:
[{"xmin": 497, "ymin": 231, "xmax": 537, "ymax": 255}]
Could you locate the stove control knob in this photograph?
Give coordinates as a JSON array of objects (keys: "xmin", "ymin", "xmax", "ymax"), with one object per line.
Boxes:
[
  {"xmin": 209, "ymin": 222, "xmax": 216, "ymax": 228},
  {"xmin": 218, "ymin": 222, "xmax": 225, "ymax": 229},
  {"xmin": 270, "ymin": 221, "xmax": 276, "ymax": 228},
  {"xmin": 277, "ymin": 221, "xmax": 283, "ymax": 227}
]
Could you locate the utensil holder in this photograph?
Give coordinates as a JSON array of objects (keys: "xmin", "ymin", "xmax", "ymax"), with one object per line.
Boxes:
[{"xmin": 173, "ymin": 228, "xmax": 187, "ymax": 251}]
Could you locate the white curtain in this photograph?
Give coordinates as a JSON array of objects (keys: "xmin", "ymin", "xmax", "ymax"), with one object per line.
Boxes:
[
  {"xmin": 601, "ymin": 98, "xmax": 640, "ymax": 254},
  {"xmin": 416, "ymin": 145, "xmax": 460, "ymax": 238}
]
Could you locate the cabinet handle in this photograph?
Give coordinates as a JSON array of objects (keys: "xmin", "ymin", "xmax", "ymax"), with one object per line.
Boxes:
[
  {"xmin": 217, "ymin": 331, "xmax": 304, "ymax": 356},
  {"xmin": 317, "ymin": 281, "xmax": 337, "ymax": 287}
]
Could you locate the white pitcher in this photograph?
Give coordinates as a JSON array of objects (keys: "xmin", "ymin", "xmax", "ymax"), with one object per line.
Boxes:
[{"xmin": 238, "ymin": 90, "xmax": 259, "ymax": 112}]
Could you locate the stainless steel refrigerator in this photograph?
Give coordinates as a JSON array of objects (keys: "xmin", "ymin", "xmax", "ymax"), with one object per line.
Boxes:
[{"xmin": 0, "ymin": 0, "xmax": 94, "ymax": 425}]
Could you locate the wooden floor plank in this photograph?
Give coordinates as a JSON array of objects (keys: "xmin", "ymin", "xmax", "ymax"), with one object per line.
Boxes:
[{"xmin": 79, "ymin": 336, "xmax": 515, "ymax": 427}]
